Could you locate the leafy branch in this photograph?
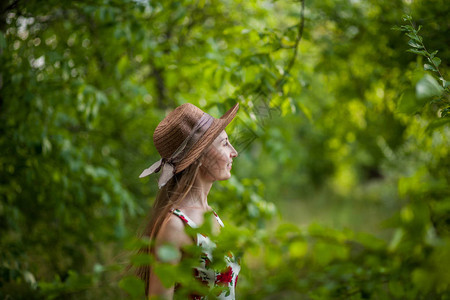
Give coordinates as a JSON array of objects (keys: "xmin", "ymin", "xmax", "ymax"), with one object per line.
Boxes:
[
  {"xmin": 394, "ymin": 15, "xmax": 450, "ymax": 118},
  {"xmin": 397, "ymin": 15, "xmax": 448, "ymax": 90},
  {"xmin": 283, "ymin": 0, "xmax": 306, "ymax": 78},
  {"xmin": 275, "ymin": 0, "xmax": 306, "ymax": 92}
]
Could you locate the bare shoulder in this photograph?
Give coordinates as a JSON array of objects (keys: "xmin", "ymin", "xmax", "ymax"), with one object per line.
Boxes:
[
  {"xmin": 179, "ymin": 207, "xmax": 206, "ymax": 225},
  {"xmin": 177, "ymin": 207, "xmax": 221, "ymax": 234},
  {"xmin": 156, "ymin": 214, "xmax": 192, "ymax": 248}
]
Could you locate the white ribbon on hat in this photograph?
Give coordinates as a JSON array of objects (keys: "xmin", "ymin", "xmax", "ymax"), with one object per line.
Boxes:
[{"xmin": 139, "ymin": 112, "xmax": 214, "ymax": 188}]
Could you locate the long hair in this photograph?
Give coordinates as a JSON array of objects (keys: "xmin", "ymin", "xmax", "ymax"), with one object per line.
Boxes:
[{"xmin": 135, "ymin": 157, "xmax": 204, "ymax": 295}]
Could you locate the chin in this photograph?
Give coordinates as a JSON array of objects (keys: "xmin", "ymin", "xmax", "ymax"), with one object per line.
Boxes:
[{"xmin": 217, "ymin": 172, "xmax": 232, "ymax": 181}]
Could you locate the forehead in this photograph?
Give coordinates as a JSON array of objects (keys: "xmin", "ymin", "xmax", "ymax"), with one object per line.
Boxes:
[{"xmin": 214, "ymin": 130, "xmax": 228, "ymax": 142}]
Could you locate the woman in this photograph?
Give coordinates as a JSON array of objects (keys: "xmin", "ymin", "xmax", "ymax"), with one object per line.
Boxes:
[{"xmin": 136, "ymin": 102, "xmax": 240, "ymax": 299}]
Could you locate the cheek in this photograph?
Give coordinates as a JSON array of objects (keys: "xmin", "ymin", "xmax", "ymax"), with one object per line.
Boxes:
[{"xmin": 204, "ymin": 148, "xmax": 228, "ymax": 170}]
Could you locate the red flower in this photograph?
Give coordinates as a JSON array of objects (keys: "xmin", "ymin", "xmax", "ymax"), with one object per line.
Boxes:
[{"xmin": 215, "ymin": 266, "xmax": 233, "ymax": 285}]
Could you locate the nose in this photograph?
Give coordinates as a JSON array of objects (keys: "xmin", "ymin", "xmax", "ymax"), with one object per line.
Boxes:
[{"xmin": 230, "ymin": 143, "xmax": 238, "ymax": 158}]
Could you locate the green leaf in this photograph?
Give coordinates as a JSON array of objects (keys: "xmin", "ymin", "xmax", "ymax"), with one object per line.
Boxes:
[
  {"xmin": 407, "ymin": 48, "xmax": 426, "ymax": 56},
  {"xmin": 430, "ymin": 50, "xmax": 438, "ymax": 58},
  {"xmin": 408, "ymin": 39, "xmax": 422, "ymax": 49},
  {"xmin": 119, "ymin": 276, "xmax": 145, "ymax": 299},
  {"xmin": 157, "ymin": 244, "xmax": 181, "ymax": 263},
  {"xmin": 402, "ymin": 14, "xmax": 412, "ymax": 21},
  {"xmin": 152, "ymin": 264, "xmax": 180, "ymax": 288},
  {"xmin": 432, "ymin": 57, "xmax": 441, "ymax": 67},
  {"xmin": 406, "ymin": 33, "xmax": 420, "ymax": 42},
  {"xmin": 423, "ymin": 64, "xmax": 436, "ymax": 71},
  {"xmin": 388, "ymin": 228, "xmax": 404, "ymax": 251},
  {"xmin": 401, "ymin": 25, "xmax": 414, "ymax": 32},
  {"xmin": 130, "ymin": 253, "xmax": 154, "ymax": 266},
  {"xmin": 416, "ymin": 74, "xmax": 444, "ymax": 99},
  {"xmin": 22, "ymin": 271, "xmax": 36, "ymax": 286},
  {"xmin": 441, "ymin": 107, "xmax": 450, "ymax": 118},
  {"xmin": 295, "ymin": 101, "xmax": 311, "ymax": 121}
]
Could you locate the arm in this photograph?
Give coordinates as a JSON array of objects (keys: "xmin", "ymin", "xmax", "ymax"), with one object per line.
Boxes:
[{"xmin": 148, "ymin": 214, "xmax": 193, "ymax": 299}]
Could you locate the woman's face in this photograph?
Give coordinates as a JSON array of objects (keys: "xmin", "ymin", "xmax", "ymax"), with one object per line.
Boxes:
[{"xmin": 200, "ymin": 130, "xmax": 238, "ymax": 181}]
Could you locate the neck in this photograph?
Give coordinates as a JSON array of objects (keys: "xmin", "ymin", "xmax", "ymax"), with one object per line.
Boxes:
[{"xmin": 180, "ymin": 169, "xmax": 214, "ymax": 210}]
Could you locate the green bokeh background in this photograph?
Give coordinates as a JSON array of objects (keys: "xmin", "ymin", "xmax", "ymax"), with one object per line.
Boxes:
[{"xmin": 1, "ymin": 0, "xmax": 449, "ymax": 299}]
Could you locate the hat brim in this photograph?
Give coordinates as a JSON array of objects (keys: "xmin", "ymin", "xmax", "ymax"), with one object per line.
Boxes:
[{"xmin": 175, "ymin": 103, "xmax": 239, "ymax": 173}]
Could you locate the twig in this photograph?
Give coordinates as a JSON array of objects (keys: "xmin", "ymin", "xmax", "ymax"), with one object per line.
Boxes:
[
  {"xmin": 276, "ymin": 0, "xmax": 306, "ymax": 90},
  {"xmin": 283, "ymin": 0, "xmax": 306, "ymax": 78}
]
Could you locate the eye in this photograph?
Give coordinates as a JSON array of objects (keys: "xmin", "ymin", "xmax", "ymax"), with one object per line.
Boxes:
[{"xmin": 223, "ymin": 139, "xmax": 228, "ymax": 146}]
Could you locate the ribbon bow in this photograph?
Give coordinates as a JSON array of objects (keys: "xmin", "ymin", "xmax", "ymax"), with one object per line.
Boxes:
[
  {"xmin": 139, "ymin": 158, "xmax": 175, "ymax": 189},
  {"xmin": 139, "ymin": 112, "xmax": 214, "ymax": 188}
]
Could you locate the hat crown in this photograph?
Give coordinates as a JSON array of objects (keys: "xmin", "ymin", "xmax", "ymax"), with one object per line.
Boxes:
[{"xmin": 153, "ymin": 103, "xmax": 204, "ymax": 159}]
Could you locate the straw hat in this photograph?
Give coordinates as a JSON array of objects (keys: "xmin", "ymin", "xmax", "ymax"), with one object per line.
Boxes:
[{"xmin": 139, "ymin": 102, "xmax": 239, "ymax": 188}]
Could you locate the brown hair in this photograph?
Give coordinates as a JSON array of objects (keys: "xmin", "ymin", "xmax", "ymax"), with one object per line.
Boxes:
[{"xmin": 135, "ymin": 157, "xmax": 204, "ymax": 295}]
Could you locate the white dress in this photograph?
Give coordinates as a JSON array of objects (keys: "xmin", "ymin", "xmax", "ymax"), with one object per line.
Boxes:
[{"xmin": 171, "ymin": 209, "xmax": 241, "ymax": 300}]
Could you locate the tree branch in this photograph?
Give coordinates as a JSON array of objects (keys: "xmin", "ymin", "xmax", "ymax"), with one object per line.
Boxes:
[{"xmin": 276, "ymin": 0, "xmax": 306, "ymax": 91}]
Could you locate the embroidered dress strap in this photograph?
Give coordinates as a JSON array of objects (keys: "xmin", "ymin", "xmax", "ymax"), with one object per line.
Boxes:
[
  {"xmin": 172, "ymin": 208, "xmax": 224, "ymax": 228},
  {"xmin": 212, "ymin": 209, "xmax": 224, "ymax": 228},
  {"xmin": 171, "ymin": 209, "xmax": 198, "ymax": 228}
]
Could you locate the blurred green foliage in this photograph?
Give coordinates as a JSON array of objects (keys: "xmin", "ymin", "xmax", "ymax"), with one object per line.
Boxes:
[{"xmin": 1, "ymin": 0, "xmax": 449, "ymax": 299}]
